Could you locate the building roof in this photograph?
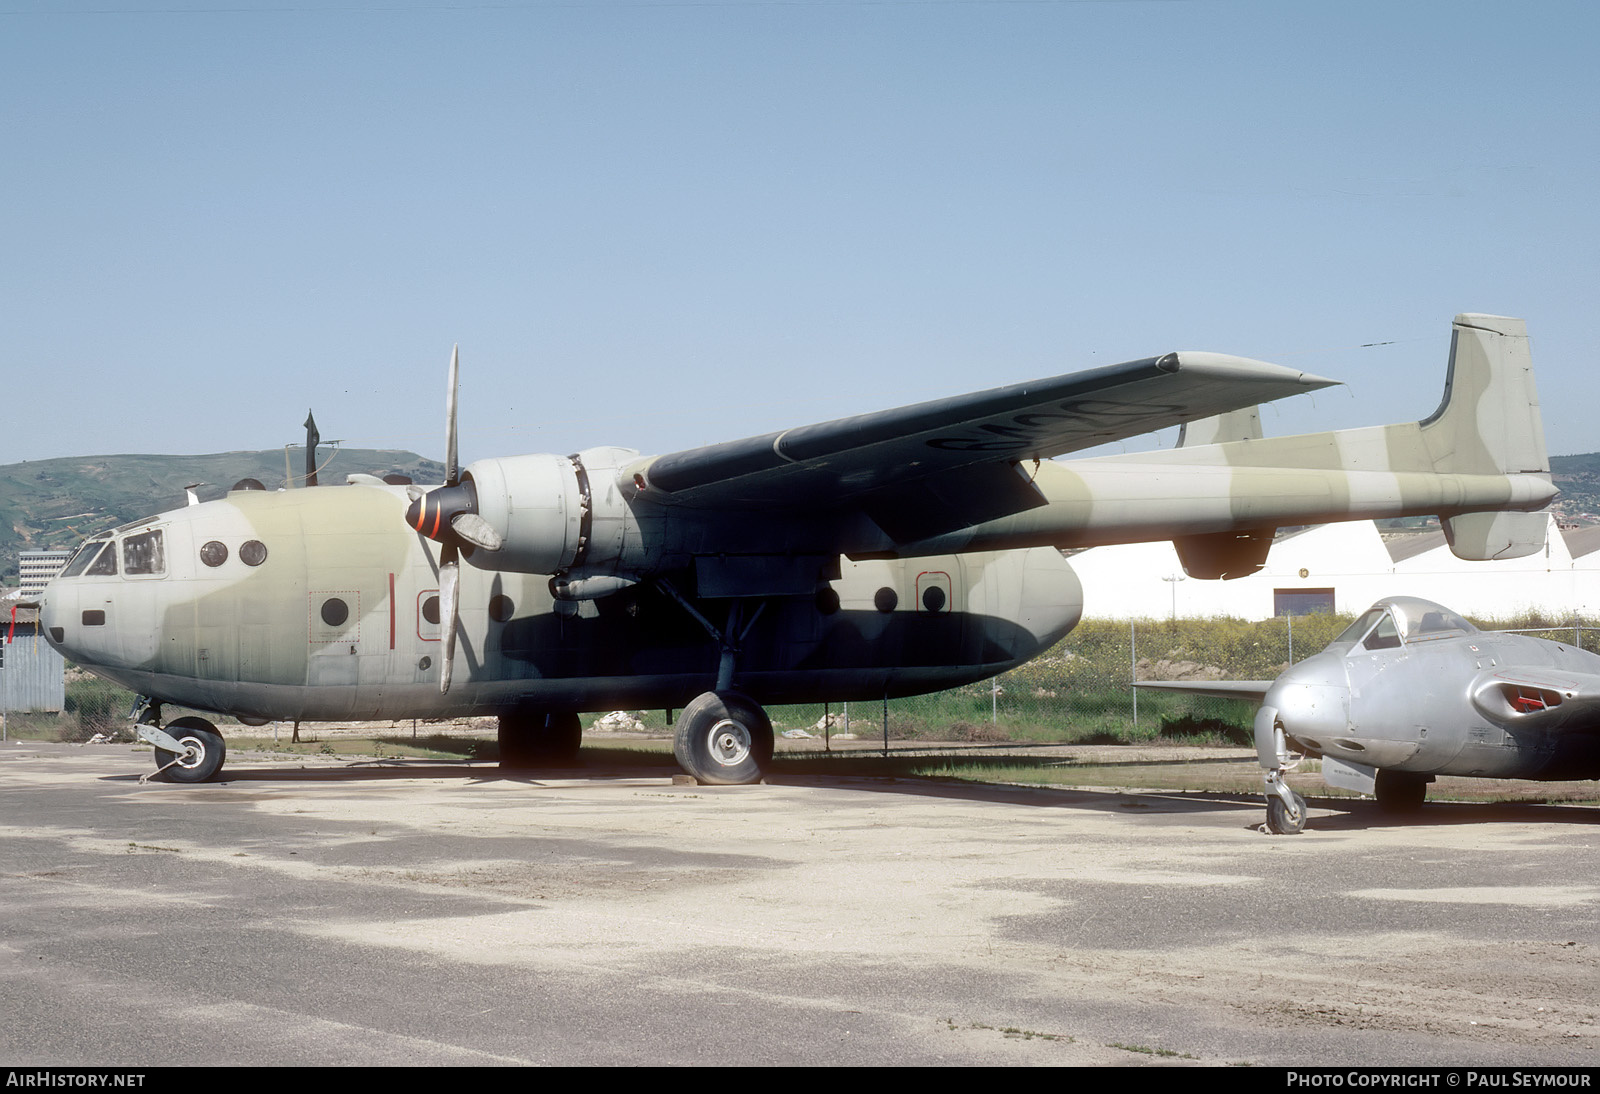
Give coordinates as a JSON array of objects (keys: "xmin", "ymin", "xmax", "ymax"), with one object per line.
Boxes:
[
  {"xmin": 1383, "ymin": 532, "xmax": 1447, "ymax": 564},
  {"xmin": 1562, "ymin": 523, "xmax": 1600, "ymax": 560}
]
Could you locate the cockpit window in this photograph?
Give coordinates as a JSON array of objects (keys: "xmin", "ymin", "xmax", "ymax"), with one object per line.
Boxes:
[
  {"xmin": 60, "ymin": 539, "xmax": 111, "ymax": 579},
  {"xmin": 122, "ymin": 530, "xmax": 165, "ymax": 576},
  {"xmin": 87, "ymin": 542, "xmax": 118, "ymax": 576},
  {"xmin": 1398, "ymin": 605, "xmax": 1476, "ymax": 643},
  {"xmin": 1334, "ymin": 608, "xmax": 1386, "ymax": 646},
  {"xmin": 1362, "ymin": 613, "xmax": 1402, "ymax": 651}
]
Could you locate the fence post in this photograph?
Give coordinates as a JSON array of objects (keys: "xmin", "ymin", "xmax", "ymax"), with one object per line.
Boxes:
[{"xmin": 1130, "ymin": 619, "xmax": 1138, "ymax": 733}]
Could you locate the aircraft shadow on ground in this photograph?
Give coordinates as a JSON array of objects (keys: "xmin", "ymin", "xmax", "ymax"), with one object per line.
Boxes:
[
  {"xmin": 99, "ymin": 752, "xmax": 1600, "ymax": 826},
  {"xmin": 1301, "ymin": 796, "xmax": 1600, "ymax": 831},
  {"xmin": 100, "ymin": 752, "xmax": 1261, "ymax": 818}
]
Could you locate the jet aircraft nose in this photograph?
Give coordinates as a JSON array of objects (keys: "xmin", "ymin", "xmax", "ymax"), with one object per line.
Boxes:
[{"xmin": 1261, "ymin": 654, "xmax": 1350, "ymax": 744}]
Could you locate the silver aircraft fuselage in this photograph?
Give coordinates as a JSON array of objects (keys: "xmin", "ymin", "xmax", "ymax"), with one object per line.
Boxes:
[{"xmin": 1263, "ymin": 598, "xmax": 1600, "ymax": 783}]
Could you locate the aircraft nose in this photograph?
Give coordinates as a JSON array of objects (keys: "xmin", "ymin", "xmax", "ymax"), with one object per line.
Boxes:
[
  {"xmin": 37, "ymin": 582, "xmax": 68, "ymax": 651},
  {"xmin": 1263, "ymin": 656, "xmax": 1350, "ymax": 743}
]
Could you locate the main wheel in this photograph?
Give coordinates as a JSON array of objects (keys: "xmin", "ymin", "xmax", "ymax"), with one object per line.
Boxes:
[
  {"xmin": 1266, "ymin": 790, "xmax": 1307, "ymax": 834},
  {"xmin": 673, "ymin": 691, "xmax": 774, "ymax": 785},
  {"xmin": 154, "ymin": 717, "xmax": 226, "ymax": 783},
  {"xmin": 1375, "ymin": 769, "xmax": 1427, "ymax": 814},
  {"xmin": 498, "ymin": 711, "xmax": 583, "ymax": 769}
]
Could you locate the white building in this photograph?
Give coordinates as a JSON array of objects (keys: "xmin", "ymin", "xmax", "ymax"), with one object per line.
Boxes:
[
  {"xmin": 1068, "ymin": 516, "xmax": 1600, "ymax": 621},
  {"xmin": 18, "ymin": 549, "xmax": 71, "ymax": 598}
]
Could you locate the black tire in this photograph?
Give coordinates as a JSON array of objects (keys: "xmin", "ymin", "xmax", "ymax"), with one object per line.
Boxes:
[
  {"xmin": 498, "ymin": 711, "xmax": 583, "ymax": 769},
  {"xmin": 1266, "ymin": 790, "xmax": 1307, "ymax": 835},
  {"xmin": 1375, "ymin": 769, "xmax": 1427, "ymax": 814},
  {"xmin": 154, "ymin": 717, "xmax": 226, "ymax": 783},
  {"xmin": 672, "ymin": 691, "xmax": 774, "ymax": 785}
]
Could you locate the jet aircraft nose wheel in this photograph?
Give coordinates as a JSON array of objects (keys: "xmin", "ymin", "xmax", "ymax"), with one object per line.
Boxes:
[
  {"xmin": 673, "ymin": 691, "xmax": 774, "ymax": 785},
  {"xmin": 1266, "ymin": 789, "xmax": 1307, "ymax": 835},
  {"xmin": 153, "ymin": 717, "xmax": 227, "ymax": 783}
]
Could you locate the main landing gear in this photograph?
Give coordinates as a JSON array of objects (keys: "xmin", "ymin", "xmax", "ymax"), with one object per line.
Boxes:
[
  {"xmin": 498, "ymin": 710, "xmax": 583, "ymax": 770},
  {"xmin": 672, "ymin": 691, "xmax": 774, "ymax": 785},
  {"xmin": 1374, "ymin": 769, "xmax": 1430, "ymax": 814}
]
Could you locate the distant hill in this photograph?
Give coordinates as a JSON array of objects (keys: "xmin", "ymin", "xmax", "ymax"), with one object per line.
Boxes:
[
  {"xmin": 1551, "ymin": 452, "xmax": 1600, "ymax": 525},
  {"xmin": 0, "ymin": 448, "xmax": 444, "ymax": 583}
]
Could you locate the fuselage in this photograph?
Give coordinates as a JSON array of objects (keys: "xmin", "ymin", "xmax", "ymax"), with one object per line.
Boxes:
[
  {"xmin": 39, "ymin": 480, "xmax": 1085, "ymax": 723},
  {"xmin": 1266, "ymin": 599, "xmax": 1600, "ymax": 781}
]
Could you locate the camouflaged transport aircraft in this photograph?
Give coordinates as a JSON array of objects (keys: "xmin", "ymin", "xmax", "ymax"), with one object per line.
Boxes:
[{"xmin": 36, "ymin": 314, "xmax": 1555, "ymax": 786}]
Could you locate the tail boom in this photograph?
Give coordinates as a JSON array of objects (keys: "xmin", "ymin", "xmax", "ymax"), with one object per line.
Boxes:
[{"xmin": 871, "ymin": 314, "xmax": 1556, "ymax": 568}]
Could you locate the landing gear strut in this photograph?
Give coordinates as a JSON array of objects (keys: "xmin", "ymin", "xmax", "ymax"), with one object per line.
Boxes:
[
  {"xmin": 652, "ymin": 582, "xmax": 774, "ymax": 785},
  {"xmin": 1255, "ymin": 704, "xmax": 1306, "ymax": 834}
]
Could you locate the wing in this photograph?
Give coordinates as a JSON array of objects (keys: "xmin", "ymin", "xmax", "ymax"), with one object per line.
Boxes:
[
  {"xmin": 630, "ymin": 354, "xmax": 1334, "ymax": 528},
  {"xmin": 1132, "ymin": 680, "xmax": 1275, "ymax": 703},
  {"xmin": 1470, "ymin": 667, "xmax": 1600, "ymax": 730}
]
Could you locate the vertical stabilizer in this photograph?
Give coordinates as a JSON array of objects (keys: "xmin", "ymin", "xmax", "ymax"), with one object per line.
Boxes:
[
  {"xmin": 1177, "ymin": 406, "xmax": 1263, "ymax": 447},
  {"xmin": 1421, "ymin": 314, "xmax": 1548, "ymax": 477},
  {"xmin": 1421, "ymin": 315, "xmax": 1552, "ymax": 560}
]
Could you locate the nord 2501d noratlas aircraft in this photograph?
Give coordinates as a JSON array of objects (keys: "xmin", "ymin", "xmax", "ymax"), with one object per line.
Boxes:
[{"xmin": 37, "ymin": 313, "xmax": 1554, "ymax": 786}]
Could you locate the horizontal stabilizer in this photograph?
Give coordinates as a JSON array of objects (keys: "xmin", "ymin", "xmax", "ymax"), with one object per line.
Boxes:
[
  {"xmin": 1173, "ymin": 528, "xmax": 1274, "ymax": 580},
  {"xmin": 1442, "ymin": 510, "xmax": 1548, "ymax": 562}
]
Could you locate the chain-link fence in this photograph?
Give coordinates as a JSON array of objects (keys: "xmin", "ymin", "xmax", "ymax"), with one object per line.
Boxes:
[
  {"xmin": 33, "ymin": 613, "xmax": 1600, "ymax": 748},
  {"xmin": 757, "ymin": 613, "xmax": 1600, "ymax": 751}
]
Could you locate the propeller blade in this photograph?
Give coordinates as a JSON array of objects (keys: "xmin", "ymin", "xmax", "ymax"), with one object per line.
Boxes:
[
  {"xmin": 445, "ymin": 344, "xmax": 460, "ymax": 486},
  {"xmin": 450, "ymin": 511, "xmax": 504, "ymax": 552},
  {"xmin": 439, "ymin": 546, "xmax": 459, "ymax": 694}
]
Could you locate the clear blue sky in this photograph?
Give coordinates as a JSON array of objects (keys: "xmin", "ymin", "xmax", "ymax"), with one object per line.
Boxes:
[{"xmin": 4, "ymin": 0, "xmax": 1595, "ymax": 472}]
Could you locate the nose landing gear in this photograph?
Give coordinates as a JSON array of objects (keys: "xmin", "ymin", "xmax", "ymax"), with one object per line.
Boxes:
[
  {"xmin": 1256, "ymin": 704, "xmax": 1307, "ymax": 834},
  {"xmin": 137, "ymin": 715, "xmax": 227, "ymax": 784}
]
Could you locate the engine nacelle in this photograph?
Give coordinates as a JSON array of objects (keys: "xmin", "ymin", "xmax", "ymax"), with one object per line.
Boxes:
[
  {"xmin": 460, "ymin": 454, "xmax": 585, "ymax": 574},
  {"xmin": 459, "ymin": 447, "xmax": 643, "ymax": 577}
]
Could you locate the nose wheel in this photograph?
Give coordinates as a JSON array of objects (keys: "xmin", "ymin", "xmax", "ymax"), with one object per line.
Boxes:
[
  {"xmin": 1265, "ymin": 775, "xmax": 1307, "ymax": 835},
  {"xmin": 144, "ymin": 716, "xmax": 227, "ymax": 783}
]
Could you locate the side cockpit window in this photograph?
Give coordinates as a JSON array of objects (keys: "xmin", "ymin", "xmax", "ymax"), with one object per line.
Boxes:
[
  {"xmin": 1403, "ymin": 607, "xmax": 1475, "ymax": 643},
  {"xmin": 61, "ymin": 539, "xmax": 114, "ymax": 578},
  {"xmin": 1362, "ymin": 612, "xmax": 1402, "ymax": 651},
  {"xmin": 1334, "ymin": 608, "xmax": 1385, "ymax": 646},
  {"xmin": 87, "ymin": 545, "xmax": 118, "ymax": 576},
  {"xmin": 122, "ymin": 530, "xmax": 166, "ymax": 576}
]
